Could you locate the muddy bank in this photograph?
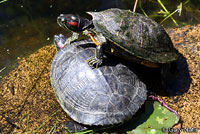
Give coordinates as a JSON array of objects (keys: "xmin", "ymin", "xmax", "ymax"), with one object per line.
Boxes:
[{"xmin": 162, "ymin": 25, "xmax": 200, "ymax": 130}]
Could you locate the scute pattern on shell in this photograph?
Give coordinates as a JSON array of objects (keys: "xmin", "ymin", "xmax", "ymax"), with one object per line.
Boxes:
[
  {"xmin": 90, "ymin": 8, "xmax": 179, "ymax": 63},
  {"xmin": 50, "ymin": 40, "xmax": 147, "ymax": 126}
]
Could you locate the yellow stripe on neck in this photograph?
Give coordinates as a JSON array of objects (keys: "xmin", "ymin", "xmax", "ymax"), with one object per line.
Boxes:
[{"xmin": 88, "ymin": 34, "xmax": 99, "ymax": 46}]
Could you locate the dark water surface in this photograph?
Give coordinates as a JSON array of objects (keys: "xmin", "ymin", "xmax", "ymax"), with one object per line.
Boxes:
[{"xmin": 0, "ymin": 0, "xmax": 199, "ymax": 78}]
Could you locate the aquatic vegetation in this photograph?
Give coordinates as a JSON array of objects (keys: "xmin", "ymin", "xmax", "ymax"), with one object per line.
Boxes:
[
  {"xmin": 127, "ymin": 101, "xmax": 179, "ymax": 134},
  {"xmin": 122, "ymin": 0, "xmax": 200, "ymax": 26},
  {"xmin": 157, "ymin": 0, "xmax": 182, "ymax": 26},
  {"xmin": 0, "ymin": 0, "xmax": 7, "ymax": 4},
  {"xmin": 0, "ymin": 67, "xmax": 6, "ymax": 79}
]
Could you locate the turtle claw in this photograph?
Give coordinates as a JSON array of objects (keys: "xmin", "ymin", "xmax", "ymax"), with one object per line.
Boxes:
[{"xmin": 87, "ymin": 56, "xmax": 102, "ymax": 68}]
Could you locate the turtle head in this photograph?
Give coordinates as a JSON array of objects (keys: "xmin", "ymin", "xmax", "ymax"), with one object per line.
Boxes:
[
  {"xmin": 57, "ymin": 14, "xmax": 82, "ymax": 32},
  {"xmin": 57, "ymin": 14, "xmax": 92, "ymax": 32},
  {"xmin": 87, "ymin": 12, "xmax": 101, "ymax": 21},
  {"xmin": 54, "ymin": 34, "xmax": 66, "ymax": 51}
]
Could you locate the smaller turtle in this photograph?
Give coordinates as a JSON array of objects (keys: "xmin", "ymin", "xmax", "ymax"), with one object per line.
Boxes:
[
  {"xmin": 57, "ymin": 8, "xmax": 180, "ymax": 68},
  {"xmin": 50, "ymin": 34, "xmax": 147, "ymax": 133}
]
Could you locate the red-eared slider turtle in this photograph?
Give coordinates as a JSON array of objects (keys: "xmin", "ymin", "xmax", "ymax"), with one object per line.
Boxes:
[
  {"xmin": 50, "ymin": 34, "xmax": 147, "ymax": 132},
  {"xmin": 57, "ymin": 8, "xmax": 180, "ymax": 68}
]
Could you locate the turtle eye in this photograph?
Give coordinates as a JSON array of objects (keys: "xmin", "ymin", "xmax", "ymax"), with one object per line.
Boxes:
[
  {"xmin": 71, "ymin": 15, "xmax": 76, "ymax": 20},
  {"xmin": 57, "ymin": 14, "xmax": 81, "ymax": 31},
  {"xmin": 67, "ymin": 15, "xmax": 80, "ymax": 27},
  {"xmin": 57, "ymin": 15, "xmax": 68, "ymax": 27}
]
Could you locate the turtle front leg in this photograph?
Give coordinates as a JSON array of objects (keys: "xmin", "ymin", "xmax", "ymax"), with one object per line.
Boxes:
[
  {"xmin": 85, "ymin": 32, "xmax": 107, "ymax": 68},
  {"xmin": 87, "ymin": 43, "xmax": 105, "ymax": 68},
  {"xmin": 64, "ymin": 32, "xmax": 79, "ymax": 45}
]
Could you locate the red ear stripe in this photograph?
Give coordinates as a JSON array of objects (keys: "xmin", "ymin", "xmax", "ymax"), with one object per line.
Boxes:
[{"xmin": 68, "ymin": 21, "xmax": 80, "ymax": 27}]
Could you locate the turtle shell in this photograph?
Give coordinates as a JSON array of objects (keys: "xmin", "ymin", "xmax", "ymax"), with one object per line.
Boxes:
[
  {"xmin": 88, "ymin": 8, "xmax": 180, "ymax": 64},
  {"xmin": 50, "ymin": 40, "xmax": 147, "ymax": 126}
]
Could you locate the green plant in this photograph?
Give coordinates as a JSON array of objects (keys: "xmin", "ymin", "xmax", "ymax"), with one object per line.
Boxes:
[
  {"xmin": 0, "ymin": 0, "xmax": 8, "ymax": 4},
  {"xmin": 32, "ymin": 110, "xmax": 60, "ymax": 134},
  {"xmin": 127, "ymin": 101, "xmax": 179, "ymax": 134},
  {"xmin": 157, "ymin": 0, "xmax": 182, "ymax": 26},
  {"xmin": 0, "ymin": 67, "xmax": 6, "ymax": 79},
  {"xmin": 133, "ymin": 0, "xmax": 184, "ymax": 26}
]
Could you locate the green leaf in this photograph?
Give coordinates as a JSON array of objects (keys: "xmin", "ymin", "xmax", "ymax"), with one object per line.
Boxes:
[
  {"xmin": 127, "ymin": 101, "xmax": 179, "ymax": 134},
  {"xmin": 177, "ymin": 3, "xmax": 182, "ymax": 16},
  {"xmin": 0, "ymin": 0, "xmax": 8, "ymax": 4},
  {"xmin": 158, "ymin": 9, "xmax": 169, "ymax": 17}
]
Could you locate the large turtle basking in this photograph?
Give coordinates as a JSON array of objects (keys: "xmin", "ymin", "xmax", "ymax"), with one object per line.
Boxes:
[
  {"xmin": 57, "ymin": 8, "xmax": 180, "ymax": 68},
  {"xmin": 50, "ymin": 34, "xmax": 147, "ymax": 132}
]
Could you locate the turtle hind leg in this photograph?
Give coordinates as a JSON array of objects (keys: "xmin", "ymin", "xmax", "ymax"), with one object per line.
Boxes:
[
  {"xmin": 65, "ymin": 120, "xmax": 88, "ymax": 133},
  {"xmin": 64, "ymin": 32, "xmax": 79, "ymax": 45}
]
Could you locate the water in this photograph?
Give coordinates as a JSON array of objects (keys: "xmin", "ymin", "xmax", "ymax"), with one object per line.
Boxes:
[{"xmin": 0, "ymin": 0, "xmax": 199, "ymax": 79}]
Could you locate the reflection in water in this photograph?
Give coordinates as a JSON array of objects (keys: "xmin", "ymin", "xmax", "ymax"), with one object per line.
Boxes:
[
  {"xmin": 0, "ymin": 18, "xmax": 61, "ymax": 76},
  {"xmin": 0, "ymin": 0, "xmax": 200, "ymax": 78}
]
